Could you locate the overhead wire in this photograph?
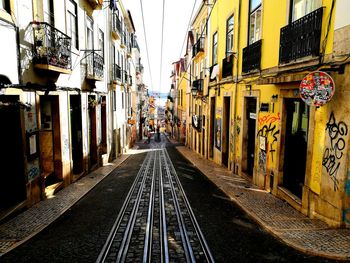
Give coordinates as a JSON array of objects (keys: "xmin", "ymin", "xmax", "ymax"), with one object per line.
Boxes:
[
  {"xmin": 177, "ymin": 0, "xmax": 218, "ymax": 89},
  {"xmin": 139, "ymin": 0, "xmax": 154, "ymax": 91},
  {"xmin": 159, "ymin": 0, "xmax": 166, "ymax": 103},
  {"xmin": 178, "ymin": 0, "xmax": 198, "ymax": 59}
]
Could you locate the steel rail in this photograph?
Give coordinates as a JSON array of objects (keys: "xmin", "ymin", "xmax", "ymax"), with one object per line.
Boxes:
[
  {"xmin": 142, "ymin": 150, "xmax": 158, "ymax": 263},
  {"xmin": 164, "ymin": 149, "xmax": 215, "ymax": 263},
  {"xmin": 96, "ymin": 152, "xmax": 153, "ymax": 263},
  {"xmin": 159, "ymin": 149, "xmax": 170, "ymax": 263},
  {"xmin": 161, "ymin": 149, "xmax": 195, "ymax": 262},
  {"xmin": 117, "ymin": 151, "xmax": 155, "ymax": 262}
]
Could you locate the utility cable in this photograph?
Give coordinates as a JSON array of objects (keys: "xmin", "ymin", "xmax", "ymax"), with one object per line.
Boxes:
[
  {"xmin": 159, "ymin": 0, "xmax": 166, "ymax": 104},
  {"xmin": 177, "ymin": 0, "xmax": 217, "ymax": 89},
  {"xmin": 178, "ymin": 0, "xmax": 198, "ymax": 59},
  {"xmin": 139, "ymin": 0, "xmax": 154, "ymax": 91}
]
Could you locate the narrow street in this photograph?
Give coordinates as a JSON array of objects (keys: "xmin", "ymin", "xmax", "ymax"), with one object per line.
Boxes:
[{"xmin": 0, "ymin": 135, "xmax": 344, "ymax": 263}]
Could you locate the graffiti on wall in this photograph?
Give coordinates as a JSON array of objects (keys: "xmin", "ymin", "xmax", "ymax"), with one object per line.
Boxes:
[
  {"xmin": 258, "ymin": 112, "xmax": 280, "ymax": 126},
  {"xmin": 257, "ymin": 114, "xmax": 280, "ymax": 164},
  {"xmin": 258, "ymin": 150, "xmax": 267, "ymax": 174},
  {"xmin": 322, "ymin": 112, "xmax": 348, "ymax": 191},
  {"xmin": 27, "ymin": 160, "xmax": 40, "ymax": 181}
]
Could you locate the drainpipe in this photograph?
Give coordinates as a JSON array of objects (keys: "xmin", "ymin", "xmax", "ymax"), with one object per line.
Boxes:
[
  {"xmin": 232, "ymin": 0, "xmax": 241, "ymax": 175},
  {"xmin": 15, "ymin": 25, "xmax": 22, "ymax": 85}
]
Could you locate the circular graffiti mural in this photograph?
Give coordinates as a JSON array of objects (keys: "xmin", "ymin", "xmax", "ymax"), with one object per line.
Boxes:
[{"xmin": 299, "ymin": 71, "xmax": 335, "ymax": 107}]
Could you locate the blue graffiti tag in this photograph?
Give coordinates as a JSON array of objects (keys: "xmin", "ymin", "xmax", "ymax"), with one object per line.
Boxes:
[{"xmin": 343, "ymin": 208, "xmax": 350, "ymax": 224}]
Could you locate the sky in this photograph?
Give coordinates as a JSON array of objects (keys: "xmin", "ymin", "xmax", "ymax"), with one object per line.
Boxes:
[{"xmin": 124, "ymin": 0, "xmax": 201, "ymax": 101}]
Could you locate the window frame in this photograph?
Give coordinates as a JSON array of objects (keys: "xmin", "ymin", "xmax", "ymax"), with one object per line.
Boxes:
[
  {"xmin": 67, "ymin": 0, "xmax": 78, "ymax": 49},
  {"xmin": 226, "ymin": 14, "xmax": 234, "ymax": 57},
  {"xmin": 248, "ymin": 0, "xmax": 262, "ymax": 45},
  {"xmin": 212, "ymin": 31, "xmax": 218, "ymax": 65},
  {"xmin": 289, "ymin": 0, "xmax": 322, "ymax": 22}
]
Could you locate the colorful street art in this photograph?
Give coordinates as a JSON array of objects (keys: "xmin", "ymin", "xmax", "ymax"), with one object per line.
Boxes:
[{"xmin": 299, "ymin": 71, "xmax": 335, "ymax": 107}]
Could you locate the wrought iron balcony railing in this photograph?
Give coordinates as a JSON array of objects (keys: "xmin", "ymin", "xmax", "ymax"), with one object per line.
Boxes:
[
  {"xmin": 121, "ymin": 31, "xmax": 127, "ymax": 48},
  {"xmin": 128, "ymin": 75, "xmax": 132, "ymax": 86},
  {"xmin": 209, "ymin": 64, "xmax": 217, "ymax": 82},
  {"xmin": 222, "ymin": 54, "xmax": 234, "ymax": 78},
  {"xmin": 112, "ymin": 64, "xmax": 121, "ymax": 81},
  {"xmin": 192, "ymin": 78, "xmax": 203, "ymax": 92},
  {"xmin": 85, "ymin": 51, "xmax": 104, "ymax": 80},
  {"xmin": 112, "ymin": 12, "xmax": 121, "ymax": 39},
  {"xmin": 242, "ymin": 39, "xmax": 262, "ymax": 73},
  {"xmin": 123, "ymin": 70, "xmax": 128, "ymax": 84},
  {"xmin": 279, "ymin": 7, "xmax": 323, "ymax": 64},
  {"xmin": 192, "ymin": 37, "xmax": 205, "ymax": 58},
  {"xmin": 32, "ymin": 22, "xmax": 72, "ymax": 73}
]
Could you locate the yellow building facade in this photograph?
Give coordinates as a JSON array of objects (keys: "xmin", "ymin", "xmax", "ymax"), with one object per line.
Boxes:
[{"xmin": 196, "ymin": 0, "xmax": 350, "ymax": 227}]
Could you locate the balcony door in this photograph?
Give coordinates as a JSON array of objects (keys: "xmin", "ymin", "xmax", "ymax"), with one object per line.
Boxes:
[
  {"xmin": 291, "ymin": 0, "xmax": 322, "ymax": 21},
  {"xmin": 43, "ymin": 0, "xmax": 54, "ymax": 25}
]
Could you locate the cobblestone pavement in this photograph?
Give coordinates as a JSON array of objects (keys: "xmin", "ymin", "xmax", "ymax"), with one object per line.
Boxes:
[
  {"xmin": 175, "ymin": 145, "xmax": 350, "ymax": 261},
  {"xmin": 0, "ymin": 152, "xmax": 132, "ymax": 256}
]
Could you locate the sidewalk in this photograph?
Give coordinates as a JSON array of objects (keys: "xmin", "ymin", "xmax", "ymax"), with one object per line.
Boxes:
[
  {"xmin": 175, "ymin": 145, "xmax": 350, "ymax": 261},
  {"xmin": 0, "ymin": 151, "xmax": 134, "ymax": 256}
]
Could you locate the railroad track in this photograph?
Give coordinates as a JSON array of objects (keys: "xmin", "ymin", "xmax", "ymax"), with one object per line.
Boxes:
[{"xmin": 97, "ymin": 148, "xmax": 214, "ymax": 263}]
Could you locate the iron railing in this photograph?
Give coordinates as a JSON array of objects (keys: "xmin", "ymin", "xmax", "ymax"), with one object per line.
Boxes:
[
  {"xmin": 112, "ymin": 12, "xmax": 121, "ymax": 35},
  {"xmin": 123, "ymin": 70, "xmax": 128, "ymax": 84},
  {"xmin": 128, "ymin": 75, "xmax": 132, "ymax": 86},
  {"xmin": 32, "ymin": 22, "xmax": 72, "ymax": 70},
  {"xmin": 192, "ymin": 37, "xmax": 205, "ymax": 58},
  {"xmin": 112, "ymin": 64, "xmax": 121, "ymax": 81},
  {"xmin": 222, "ymin": 54, "xmax": 234, "ymax": 78},
  {"xmin": 192, "ymin": 78, "xmax": 203, "ymax": 92},
  {"xmin": 279, "ymin": 7, "xmax": 323, "ymax": 64},
  {"xmin": 86, "ymin": 51, "xmax": 104, "ymax": 80},
  {"xmin": 242, "ymin": 39, "xmax": 262, "ymax": 73}
]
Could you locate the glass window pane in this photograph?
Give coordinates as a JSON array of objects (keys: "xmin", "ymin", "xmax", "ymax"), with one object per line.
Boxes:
[
  {"xmin": 250, "ymin": 0, "xmax": 261, "ymax": 11},
  {"xmin": 255, "ymin": 8, "xmax": 261, "ymax": 41}
]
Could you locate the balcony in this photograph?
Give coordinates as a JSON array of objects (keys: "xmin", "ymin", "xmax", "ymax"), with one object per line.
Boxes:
[
  {"xmin": 222, "ymin": 54, "xmax": 234, "ymax": 78},
  {"xmin": 112, "ymin": 64, "xmax": 121, "ymax": 83},
  {"xmin": 279, "ymin": 7, "xmax": 323, "ymax": 64},
  {"xmin": 112, "ymin": 12, "xmax": 121, "ymax": 40},
  {"xmin": 242, "ymin": 39, "xmax": 262, "ymax": 73},
  {"xmin": 192, "ymin": 37, "xmax": 205, "ymax": 58},
  {"xmin": 86, "ymin": 0, "xmax": 103, "ymax": 9},
  {"xmin": 32, "ymin": 22, "xmax": 72, "ymax": 74},
  {"xmin": 85, "ymin": 51, "xmax": 104, "ymax": 81},
  {"xmin": 123, "ymin": 70, "xmax": 128, "ymax": 84},
  {"xmin": 191, "ymin": 78, "xmax": 203, "ymax": 95},
  {"xmin": 128, "ymin": 75, "xmax": 133, "ymax": 86},
  {"xmin": 120, "ymin": 31, "xmax": 127, "ymax": 49}
]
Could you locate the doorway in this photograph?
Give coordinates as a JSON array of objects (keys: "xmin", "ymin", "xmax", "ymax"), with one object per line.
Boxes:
[
  {"xmin": 209, "ymin": 97, "xmax": 215, "ymax": 158},
  {"xmin": 70, "ymin": 95, "xmax": 83, "ymax": 176},
  {"xmin": 101, "ymin": 96, "xmax": 107, "ymax": 154},
  {"xmin": 39, "ymin": 95, "xmax": 62, "ymax": 187},
  {"xmin": 282, "ymin": 99, "xmax": 309, "ymax": 198},
  {"xmin": 88, "ymin": 95, "xmax": 97, "ymax": 170},
  {"xmin": 245, "ymin": 97, "xmax": 257, "ymax": 176},
  {"xmin": 222, "ymin": 97, "xmax": 231, "ymax": 167},
  {"xmin": 0, "ymin": 96, "xmax": 26, "ymax": 213}
]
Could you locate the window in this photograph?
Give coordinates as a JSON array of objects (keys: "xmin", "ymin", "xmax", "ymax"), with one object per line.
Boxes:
[
  {"xmin": 86, "ymin": 17, "xmax": 93, "ymax": 50},
  {"xmin": 0, "ymin": 0, "xmax": 10, "ymax": 13},
  {"xmin": 43, "ymin": 0, "xmax": 54, "ymax": 25},
  {"xmin": 226, "ymin": 15, "xmax": 234, "ymax": 56},
  {"xmin": 67, "ymin": 0, "xmax": 78, "ymax": 49},
  {"xmin": 249, "ymin": 0, "xmax": 262, "ymax": 45},
  {"xmin": 291, "ymin": 0, "xmax": 322, "ymax": 21},
  {"xmin": 98, "ymin": 29, "xmax": 104, "ymax": 61},
  {"xmin": 122, "ymin": 92, "xmax": 124, "ymax": 109},
  {"xmin": 212, "ymin": 32, "xmax": 218, "ymax": 65}
]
